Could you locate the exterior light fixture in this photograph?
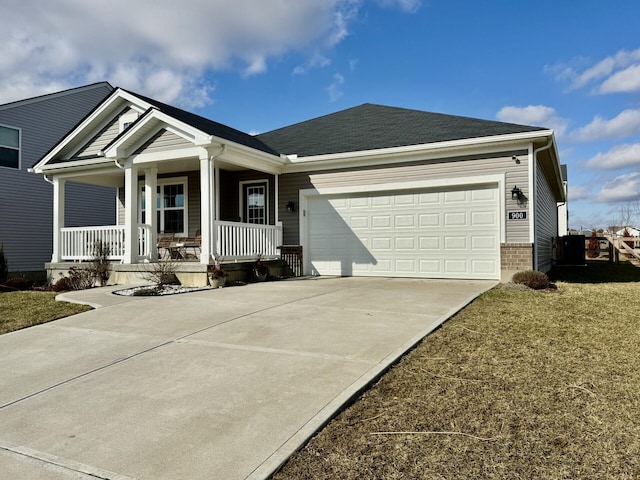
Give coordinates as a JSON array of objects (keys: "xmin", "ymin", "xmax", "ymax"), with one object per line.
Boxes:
[
  {"xmin": 286, "ymin": 201, "xmax": 296, "ymax": 213},
  {"xmin": 511, "ymin": 186, "xmax": 523, "ymax": 201}
]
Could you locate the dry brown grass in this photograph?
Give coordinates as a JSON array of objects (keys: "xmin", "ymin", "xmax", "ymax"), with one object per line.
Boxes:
[
  {"xmin": 0, "ymin": 291, "xmax": 91, "ymax": 335},
  {"xmin": 273, "ymin": 277, "xmax": 640, "ymax": 479}
]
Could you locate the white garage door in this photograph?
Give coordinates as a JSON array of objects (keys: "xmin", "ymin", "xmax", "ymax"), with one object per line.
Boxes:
[{"xmin": 306, "ymin": 185, "xmax": 500, "ymax": 279}]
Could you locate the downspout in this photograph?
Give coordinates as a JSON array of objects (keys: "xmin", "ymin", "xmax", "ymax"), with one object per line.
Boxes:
[{"xmin": 532, "ymin": 137, "xmax": 553, "ymax": 270}]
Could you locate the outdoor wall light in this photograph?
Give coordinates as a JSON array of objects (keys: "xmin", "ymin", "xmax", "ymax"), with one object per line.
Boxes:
[
  {"xmin": 511, "ymin": 185, "xmax": 523, "ymax": 201},
  {"xmin": 286, "ymin": 201, "xmax": 296, "ymax": 213}
]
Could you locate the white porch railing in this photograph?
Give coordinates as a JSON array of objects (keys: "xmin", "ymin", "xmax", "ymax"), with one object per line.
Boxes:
[
  {"xmin": 59, "ymin": 221, "xmax": 281, "ymax": 263},
  {"xmin": 215, "ymin": 220, "xmax": 282, "ymax": 259},
  {"xmin": 60, "ymin": 225, "xmax": 151, "ymax": 261}
]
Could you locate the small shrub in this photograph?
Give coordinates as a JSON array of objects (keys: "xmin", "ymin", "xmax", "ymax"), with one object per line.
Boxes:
[
  {"xmin": 53, "ymin": 266, "xmax": 95, "ymax": 292},
  {"xmin": 2, "ymin": 277, "xmax": 34, "ymax": 291},
  {"xmin": 511, "ymin": 270, "xmax": 551, "ymax": 290},
  {"xmin": 132, "ymin": 287, "xmax": 160, "ymax": 296},
  {"xmin": 0, "ymin": 244, "xmax": 8, "ymax": 284},
  {"xmin": 91, "ymin": 240, "xmax": 111, "ymax": 287},
  {"xmin": 139, "ymin": 261, "xmax": 180, "ymax": 288}
]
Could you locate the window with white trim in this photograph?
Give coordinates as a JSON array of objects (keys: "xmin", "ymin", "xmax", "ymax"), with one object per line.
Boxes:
[
  {"xmin": 119, "ymin": 112, "xmax": 139, "ymax": 133},
  {"xmin": 0, "ymin": 125, "xmax": 20, "ymax": 169},
  {"xmin": 140, "ymin": 178, "xmax": 188, "ymax": 235},
  {"xmin": 241, "ymin": 180, "xmax": 269, "ymax": 225}
]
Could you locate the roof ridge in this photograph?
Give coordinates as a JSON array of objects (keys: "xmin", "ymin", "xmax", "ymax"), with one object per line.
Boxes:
[{"xmin": 0, "ymin": 82, "xmax": 113, "ymax": 110}]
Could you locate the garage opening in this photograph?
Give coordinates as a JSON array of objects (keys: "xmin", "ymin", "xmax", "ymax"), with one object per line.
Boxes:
[{"xmin": 305, "ymin": 184, "xmax": 500, "ymax": 280}]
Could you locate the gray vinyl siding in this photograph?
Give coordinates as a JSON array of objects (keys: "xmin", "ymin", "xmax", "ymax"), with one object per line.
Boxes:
[
  {"xmin": 134, "ymin": 129, "xmax": 192, "ymax": 154},
  {"xmin": 534, "ymin": 159, "xmax": 558, "ymax": 272},
  {"xmin": 75, "ymin": 107, "xmax": 134, "ymax": 157},
  {"xmin": 66, "ymin": 182, "xmax": 116, "ymax": 227},
  {"xmin": 279, "ymin": 151, "xmax": 530, "ymax": 246},
  {"xmin": 0, "ymin": 83, "xmax": 113, "ymax": 273}
]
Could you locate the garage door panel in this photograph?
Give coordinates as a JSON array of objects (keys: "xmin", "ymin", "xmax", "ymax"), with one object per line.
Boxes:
[
  {"xmin": 419, "ymin": 236, "xmax": 440, "ymax": 249},
  {"xmin": 472, "ymin": 235, "xmax": 498, "ymax": 250},
  {"xmin": 350, "ymin": 216, "xmax": 369, "ymax": 228},
  {"xmin": 419, "ymin": 213, "xmax": 440, "ymax": 227},
  {"xmin": 307, "ymin": 185, "xmax": 500, "ymax": 280},
  {"xmin": 471, "ymin": 211, "xmax": 497, "ymax": 226},
  {"xmin": 444, "ymin": 212, "xmax": 467, "ymax": 227}
]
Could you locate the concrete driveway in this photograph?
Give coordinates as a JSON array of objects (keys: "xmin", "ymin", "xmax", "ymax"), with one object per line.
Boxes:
[{"xmin": 0, "ymin": 277, "xmax": 495, "ymax": 479}]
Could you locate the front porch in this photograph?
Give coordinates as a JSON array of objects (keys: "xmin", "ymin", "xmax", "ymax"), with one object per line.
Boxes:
[
  {"xmin": 57, "ymin": 221, "xmax": 283, "ymax": 263},
  {"xmin": 49, "ymin": 220, "xmax": 285, "ymax": 286}
]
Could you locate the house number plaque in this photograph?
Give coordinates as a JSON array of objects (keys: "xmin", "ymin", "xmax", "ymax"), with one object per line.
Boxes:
[{"xmin": 508, "ymin": 211, "xmax": 527, "ymax": 220}]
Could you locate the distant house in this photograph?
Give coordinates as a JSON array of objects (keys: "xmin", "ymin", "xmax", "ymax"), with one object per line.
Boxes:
[
  {"xmin": 615, "ymin": 227, "xmax": 640, "ymax": 237},
  {"xmin": 33, "ymin": 88, "xmax": 566, "ymax": 284},
  {"xmin": 0, "ymin": 83, "xmax": 115, "ymax": 278}
]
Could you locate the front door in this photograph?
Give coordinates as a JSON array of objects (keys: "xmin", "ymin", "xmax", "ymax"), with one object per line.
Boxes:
[{"xmin": 243, "ymin": 182, "xmax": 268, "ymax": 224}]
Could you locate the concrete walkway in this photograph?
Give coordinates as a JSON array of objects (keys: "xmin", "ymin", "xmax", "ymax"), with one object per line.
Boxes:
[{"xmin": 0, "ymin": 277, "xmax": 495, "ymax": 479}]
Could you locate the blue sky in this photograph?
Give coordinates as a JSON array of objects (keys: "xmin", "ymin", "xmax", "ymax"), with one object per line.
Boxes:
[{"xmin": 2, "ymin": 0, "xmax": 639, "ymax": 229}]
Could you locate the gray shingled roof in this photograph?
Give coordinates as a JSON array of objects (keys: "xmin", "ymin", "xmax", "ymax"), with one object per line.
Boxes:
[
  {"xmin": 126, "ymin": 90, "xmax": 279, "ymax": 156},
  {"xmin": 257, "ymin": 103, "xmax": 548, "ymax": 157}
]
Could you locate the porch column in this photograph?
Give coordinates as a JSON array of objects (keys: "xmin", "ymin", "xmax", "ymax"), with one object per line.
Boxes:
[
  {"xmin": 200, "ymin": 154, "xmax": 215, "ymax": 263},
  {"xmin": 51, "ymin": 177, "xmax": 66, "ymax": 263},
  {"xmin": 123, "ymin": 164, "xmax": 139, "ymax": 264},
  {"xmin": 145, "ymin": 167, "xmax": 158, "ymax": 261}
]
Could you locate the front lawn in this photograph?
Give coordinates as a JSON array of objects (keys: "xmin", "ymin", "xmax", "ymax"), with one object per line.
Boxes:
[
  {"xmin": 0, "ymin": 291, "xmax": 92, "ymax": 335},
  {"xmin": 273, "ymin": 263, "xmax": 640, "ymax": 479}
]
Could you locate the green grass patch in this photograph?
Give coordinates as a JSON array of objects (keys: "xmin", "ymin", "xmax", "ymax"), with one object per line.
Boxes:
[
  {"xmin": 0, "ymin": 291, "xmax": 92, "ymax": 335},
  {"xmin": 273, "ymin": 266, "xmax": 640, "ymax": 479}
]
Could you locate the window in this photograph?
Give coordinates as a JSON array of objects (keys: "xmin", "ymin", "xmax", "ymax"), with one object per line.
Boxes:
[
  {"xmin": 119, "ymin": 112, "xmax": 139, "ymax": 133},
  {"xmin": 140, "ymin": 178, "xmax": 188, "ymax": 235},
  {"xmin": 0, "ymin": 125, "xmax": 20, "ymax": 169},
  {"xmin": 241, "ymin": 181, "xmax": 268, "ymax": 224}
]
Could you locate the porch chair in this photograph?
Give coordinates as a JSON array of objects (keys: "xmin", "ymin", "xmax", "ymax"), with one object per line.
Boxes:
[
  {"xmin": 181, "ymin": 230, "xmax": 201, "ymax": 260},
  {"xmin": 157, "ymin": 234, "xmax": 176, "ymax": 260}
]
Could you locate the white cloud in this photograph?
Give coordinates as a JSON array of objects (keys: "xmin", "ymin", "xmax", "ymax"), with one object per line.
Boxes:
[
  {"xmin": 597, "ymin": 172, "xmax": 640, "ymax": 203},
  {"xmin": 570, "ymin": 109, "xmax": 640, "ymax": 142},
  {"xmin": 547, "ymin": 48, "xmax": 640, "ymax": 94},
  {"xmin": 496, "ymin": 105, "xmax": 568, "ymax": 136},
  {"xmin": 376, "ymin": 0, "xmax": 422, "ymax": 13},
  {"xmin": 328, "ymin": 73, "xmax": 345, "ymax": 101},
  {"xmin": 599, "ymin": 64, "xmax": 640, "ymax": 94},
  {"xmin": 586, "ymin": 144, "xmax": 640, "ymax": 170},
  {"xmin": 568, "ymin": 185, "xmax": 590, "ymax": 201},
  {"xmin": 0, "ymin": 0, "xmax": 374, "ymax": 106}
]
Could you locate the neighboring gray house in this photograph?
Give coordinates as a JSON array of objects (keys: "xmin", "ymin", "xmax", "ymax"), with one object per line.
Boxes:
[
  {"xmin": 0, "ymin": 83, "xmax": 115, "ymax": 277},
  {"xmin": 33, "ymin": 88, "xmax": 565, "ymax": 284}
]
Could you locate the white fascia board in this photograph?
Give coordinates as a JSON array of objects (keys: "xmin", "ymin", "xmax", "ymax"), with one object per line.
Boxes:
[
  {"xmin": 36, "ymin": 159, "xmax": 118, "ymax": 176},
  {"xmin": 283, "ymin": 130, "xmax": 554, "ymax": 173},
  {"xmin": 33, "ymin": 88, "xmax": 151, "ymax": 171},
  {"xmin": 213, "ymin": 137, "xmax": 286, "ymax": 174}
]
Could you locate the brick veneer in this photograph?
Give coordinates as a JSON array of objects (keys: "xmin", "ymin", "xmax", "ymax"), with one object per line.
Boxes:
[{"xmin": 501, "ymin": 243, "xmax": 533, "ymax": 271}]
